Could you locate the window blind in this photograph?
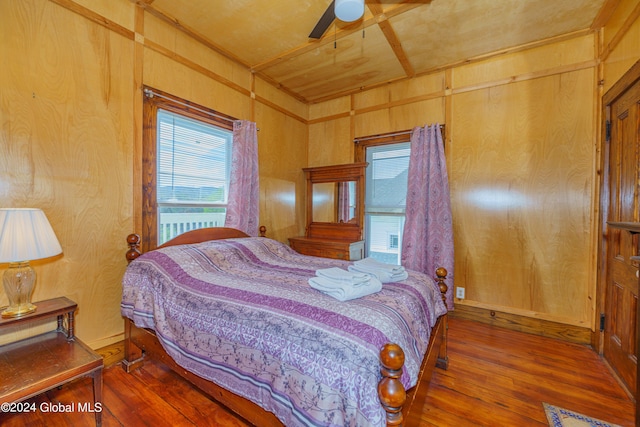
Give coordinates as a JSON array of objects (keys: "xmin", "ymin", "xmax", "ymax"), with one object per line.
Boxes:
[
  {"xmin": 157, "ymin": 109, "xmax": 232, "ymax": 205},
  {"xmin": 365, "ymin": 142, "xmax": 411, "ymax": 212}
]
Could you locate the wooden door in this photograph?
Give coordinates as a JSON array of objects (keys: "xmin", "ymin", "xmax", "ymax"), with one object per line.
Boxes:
[{"xmin": 601, "ymin": 65, "xmax": 640, "ymax": 398}]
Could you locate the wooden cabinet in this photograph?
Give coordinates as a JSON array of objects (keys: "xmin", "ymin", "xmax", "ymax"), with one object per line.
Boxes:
[
  {"xmin": 0, "ymin": 297, "xmax": 103, "ymax": 426},
  {"xmin": 289, "ymin": 236, "xmax": 364, "ymax": 260},
  {"xmin": 290, "ymin": 163, "xmax": 368, "ymax": 260}
]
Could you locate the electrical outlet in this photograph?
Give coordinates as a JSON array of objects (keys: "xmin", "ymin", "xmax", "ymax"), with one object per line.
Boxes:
[{"xmin": 456, "ymin": 287, "xmax": 465, "ymax": 299}]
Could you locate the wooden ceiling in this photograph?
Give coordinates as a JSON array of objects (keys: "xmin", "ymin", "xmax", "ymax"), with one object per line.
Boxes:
[{"xmin": 137, "ymin": 0, "xmax": 613, "ymax": 104}]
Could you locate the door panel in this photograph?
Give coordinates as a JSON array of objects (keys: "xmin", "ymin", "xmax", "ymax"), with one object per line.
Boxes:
[{"xmin": 603, "ymin": 78, "xmax": 640, "ymax": 396}]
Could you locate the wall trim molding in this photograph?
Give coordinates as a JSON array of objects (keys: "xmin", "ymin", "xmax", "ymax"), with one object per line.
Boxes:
[{"xmin": 450, "ymin": 304, "xmax": 592, "ymax": 345}]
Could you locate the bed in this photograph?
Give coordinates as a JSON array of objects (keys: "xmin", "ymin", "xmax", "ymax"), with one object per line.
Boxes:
[{"xmin": 121, "ymin": 227, "xmax": 449, "ymax": 426}]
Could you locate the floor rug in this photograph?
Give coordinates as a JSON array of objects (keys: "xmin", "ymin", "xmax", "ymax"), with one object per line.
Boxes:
[{"xmin": 543, "ymin": 403, "xmax": 622, "ymax": 427}]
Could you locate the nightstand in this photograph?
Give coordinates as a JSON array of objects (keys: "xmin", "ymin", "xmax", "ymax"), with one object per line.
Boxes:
[{"xmin": 0, "ymin": 297, "xmax": 103, "ymax": 426}]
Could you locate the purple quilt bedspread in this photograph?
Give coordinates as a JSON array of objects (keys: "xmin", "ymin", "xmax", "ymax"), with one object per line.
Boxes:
[{"xmin": 121, "ymin": 237, "xmax": 447, "ymax": 427}]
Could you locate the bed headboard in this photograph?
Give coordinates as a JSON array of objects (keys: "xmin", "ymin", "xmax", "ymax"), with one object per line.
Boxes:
[{"xmin": 126, "ymin": 226, "xmax": 266, "ymax": 264}]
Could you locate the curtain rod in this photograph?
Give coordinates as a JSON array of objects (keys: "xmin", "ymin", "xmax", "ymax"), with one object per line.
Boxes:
[
  {"xmin": 143, "ymin": 88, "xmax": 238, "ymax": 125},
  {"xmin": 354, "ymin": 124, "xmax": 443, "ymax": 143},
  {"xmin": 354, "ymin": 130, "xmax": 411, "ymax": 143}
]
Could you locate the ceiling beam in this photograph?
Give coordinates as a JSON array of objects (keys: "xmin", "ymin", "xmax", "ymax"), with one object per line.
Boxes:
[
  {"xmin": 590, "ymin": 0, "xmax": 621, "ymax": 29},
  {"xmin": 134, "ymin": 1, "xmax": 251, "ymax": 69},
  {"xmin": 132, "ymin": 0, "xmax": 308, "ymax": 103},
  {"xmin": 368, "ymin": 0, "xmax": 415, "ymax": 77},
  {"xmin": 305, "ymin": 27, "xmax": 593, "ymax": 104},
  {"xmin": 251, "ymin": 2, "xmax": 424, "ymax": 73}
]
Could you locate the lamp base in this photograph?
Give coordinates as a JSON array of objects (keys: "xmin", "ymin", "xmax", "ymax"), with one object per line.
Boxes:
[
  {"xmin": 1, "ymin": 302, "xmax": 37, "ymax": 318},
  {"xmin": 2, "ymin": 262, "xmax": 37, "ymax": 318}
]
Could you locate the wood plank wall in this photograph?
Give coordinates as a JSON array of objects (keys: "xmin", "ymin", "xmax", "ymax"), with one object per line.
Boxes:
[
  {"xmin": 310, "ymin": 37, "xmax": 596, "ymax": 334},
  {"xmin": 308, "ymin": 0, "xmax": 640, "ymax": 340},
  {"xmin": 0, "ymin": 0, "xmax": 308, "ymax": 348},
  {"xmin": 0, "ymin": 0, "xmax": 639, "ymax": 350}
]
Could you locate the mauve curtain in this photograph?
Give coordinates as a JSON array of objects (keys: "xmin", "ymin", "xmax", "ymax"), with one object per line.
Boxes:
[
  {"xmin": 338, "ymin": 181, "xmax": 350, "ymax": 223},
  {"xmin": 225, "ymin": 120, "xmax": 259, "ymax": 236},
  {"xmin": 401, "ymin": 124, "xmax": 454, "ymax": 309}
]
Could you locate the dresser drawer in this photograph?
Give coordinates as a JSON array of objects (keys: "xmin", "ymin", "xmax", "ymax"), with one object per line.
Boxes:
[{"xmin": 289, "ymin": 237, "xmax": 364, "ymax": 261}]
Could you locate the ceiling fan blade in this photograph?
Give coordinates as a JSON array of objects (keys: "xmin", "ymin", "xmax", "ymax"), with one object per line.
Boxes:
[{"xmin": 309, "ymin": 1, "xmax": 335, "ymax": 39}]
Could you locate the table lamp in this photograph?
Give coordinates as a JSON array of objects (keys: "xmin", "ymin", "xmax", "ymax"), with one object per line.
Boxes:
[{"xmin": 0, "ymin": 208, "xmax": 62, "ymax": 318}]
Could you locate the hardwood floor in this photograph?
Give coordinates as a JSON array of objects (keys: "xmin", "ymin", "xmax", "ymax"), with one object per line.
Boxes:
[
  {"xmin": 420, "ymin": 318, "xmax": 634, "ymax": 426},
  {"xmin": 0, "ymin": 318, "xmax": 634, "ymax": 426}
]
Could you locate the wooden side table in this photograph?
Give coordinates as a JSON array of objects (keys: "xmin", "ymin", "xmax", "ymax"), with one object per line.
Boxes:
[{"xmin": 0, "ymin": 297, "xmax": 103, "ymax": 426}]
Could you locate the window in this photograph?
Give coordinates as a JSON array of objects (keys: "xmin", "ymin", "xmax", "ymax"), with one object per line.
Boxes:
[
  {"xmin": 142, "ymin": 87, "xmax": 237, "ymax": 251},
  {"xmin": 388, "ymin": 234, "xmax": 399, "ymax": 249},
  {"xmin": 156, "ymin": 110, "xmax": 232, "ymax": 244},
  {"xmin": 364, "ymin": 142, "xmax": 411, "ymax": 264},
  {"xmin": 354, "ymin": 127, "xmax": 445, "ymax": 265}
]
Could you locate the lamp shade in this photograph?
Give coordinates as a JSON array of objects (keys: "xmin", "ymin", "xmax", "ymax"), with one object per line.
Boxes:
[
  {"xmin": 335, "ymin": 0, "xmax": 365, "ymax": 22},
  {"xmin": 0, "ymin": 208, "xmax": 62, "ymax": 263}
]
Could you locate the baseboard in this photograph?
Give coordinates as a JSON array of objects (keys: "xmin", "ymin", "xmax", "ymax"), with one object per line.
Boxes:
[
  {"xmin": 87, "ymin": 332, "xmax": 124, "ymax": 351},
  {"xmin": 450, "ymin": 304, "xmax": 592, "ymax": 345},
  {"xmin": 97, "ymin": 340, "xmax": 125, "ymax": 368}
]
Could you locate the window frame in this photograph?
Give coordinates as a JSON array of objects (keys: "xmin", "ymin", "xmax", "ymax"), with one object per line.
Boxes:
[
  {"xmin": 141, "ymin": 87, "xmax": 237, "ymax": 252},
  {"xmin": 354, "ymin": 130, "xmax": 412, "ymax": 261},
  {"xmin": 353, "ymin": 127, "xmax": 445, "ymax": 261},
  {"xmin": 354, "ymin": 131, "xmax": 412, "ymax": 163}
]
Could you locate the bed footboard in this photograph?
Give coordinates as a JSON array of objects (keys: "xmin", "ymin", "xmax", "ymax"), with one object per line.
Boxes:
[{"xmin": 378, "ymin": 267, "xmax": 448, "ymax": 426}]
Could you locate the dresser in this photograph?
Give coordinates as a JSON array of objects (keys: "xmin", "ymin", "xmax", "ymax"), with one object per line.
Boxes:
[{"xmin": 289, "ymin": 162, "xmax": 368, "ymax": 261}]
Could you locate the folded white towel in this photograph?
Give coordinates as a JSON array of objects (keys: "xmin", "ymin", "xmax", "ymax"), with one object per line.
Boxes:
[
  {"xmin": 348, "ymin": 265, "xmax": 409, "ymax": 283},
  {"xmin": 308, "ymin": 276, "xmax": 382, "ymax": 301},
  {"xmin": 315, "ymin": 267, "xmax": 370, "ymax": 285},
  {"xmin": 354, "ymin": 257, "xmax": 406, "ymax": 273}
]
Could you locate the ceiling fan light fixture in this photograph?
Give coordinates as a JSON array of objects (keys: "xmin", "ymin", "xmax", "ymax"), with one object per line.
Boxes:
[{"xmin": 335, "ymin": 0, "xmax": 365, "ymax": 22}]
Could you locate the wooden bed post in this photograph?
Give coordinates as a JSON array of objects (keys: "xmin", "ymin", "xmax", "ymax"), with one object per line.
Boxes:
[
  {"xmin": 126, "ymin": 233, "xmax": 142, "ymax": 263},
  {"xmin": 122, "ymin": 318, "xmax": 145, "ymax": 372},
  {"xmin": 379, "ymin": 343, "xmax": 407, "ymax": 426},
  {"xmin": 378, "ymin": 267, "xmax": 449, "ymax": 426},
  {"xmin": 435, "ymin": 267, "xmax": 449, "ymax": 369},
  {"xmin": 123, "ymin": 234, "xmax": 145, "ymax": 372}
]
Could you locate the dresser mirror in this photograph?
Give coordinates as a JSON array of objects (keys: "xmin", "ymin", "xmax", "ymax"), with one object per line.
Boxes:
[
  {"xmin": 311, "ymin": 180, "xmax": 357, "ymax": 224},
  {"xmin": 303, "ymin": 162, "xmax": 367, "ymax": 241}
]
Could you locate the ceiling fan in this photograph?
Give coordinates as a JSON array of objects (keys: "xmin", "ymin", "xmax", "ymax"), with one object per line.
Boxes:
[{"xmin": 309, "ymin": 0, "xmax": 365, "ymax": 39}]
